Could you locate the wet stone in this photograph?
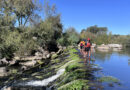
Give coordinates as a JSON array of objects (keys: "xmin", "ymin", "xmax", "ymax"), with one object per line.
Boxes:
[{"xmin": 35, "ymin": 76, "xmax": 43, "ymax": 79}]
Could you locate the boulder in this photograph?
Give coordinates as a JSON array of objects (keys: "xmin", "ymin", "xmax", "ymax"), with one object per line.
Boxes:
[
  {"xmin": 8, "ymin": 60, "xmax": 16, "ymax": 66},
  {"xmin": 21, "ymin": 66, "xmax": 27, "ymax": 71},
  {"xmin": 20, "ymin": 60, "xmax": 36, "ymax": 67},
  {"xmin": 97, "ymin": 45, "xmax": 110, "ymax": 50},
  {"xmin": 108, "ymin": 44, "xmax": 122, "ymax": 48},
  {"xmin": 35, "ymin": 52, "xmax": 43, "ymax": 57},
  {"xmin": 51, "ymin": 52, "xmax": 56, "ymax": 55},
  {"xmin": 0, "ymin": 58, "xmax": 8, "ymax": 66},
  {"xmin": 14, "ymin": 56, "xmax": 20, "ymax": 60}
]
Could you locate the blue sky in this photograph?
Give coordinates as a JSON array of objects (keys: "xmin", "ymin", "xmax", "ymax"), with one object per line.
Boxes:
[{"xmin": 40, "ymin": 0, "xmax": 130, "ymax": 35}]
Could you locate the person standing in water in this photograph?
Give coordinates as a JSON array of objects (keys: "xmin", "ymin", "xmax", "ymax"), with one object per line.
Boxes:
[
  {"xmin": 79, "ymin": 40, "xmax": 85, "ymax": 55},
  {"xmin": 84, "ymin": 38, "xmax": 92, "ymax": 63}
]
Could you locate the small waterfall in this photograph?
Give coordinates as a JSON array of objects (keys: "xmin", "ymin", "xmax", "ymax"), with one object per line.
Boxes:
[
  {"xmin": 1, "ymin": 60, "xmax": 73, "ymax": 90},
  {"xmin": 26, "ymin": 68, "xmax": 65, "ymax": 86}
]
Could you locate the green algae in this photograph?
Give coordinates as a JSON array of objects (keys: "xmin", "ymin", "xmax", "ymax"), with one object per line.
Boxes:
[
  {"xmin": 51, "ymin": 53, "xmax": 58, "ymax": 59},
  {"xmin": 98, "ymin": 76, "xmax": 120, "ymax": 83},
  {"xmin": 58, "ymin": 79, "xmax": 89, "ymax": 90}
]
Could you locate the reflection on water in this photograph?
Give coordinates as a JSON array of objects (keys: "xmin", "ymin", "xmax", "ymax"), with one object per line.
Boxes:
[{"xmin": 95, "ymin": 48, "xmax": 130, "ymax": 90}]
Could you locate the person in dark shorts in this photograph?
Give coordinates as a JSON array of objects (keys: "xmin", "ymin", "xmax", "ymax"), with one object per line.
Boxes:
[
  {"xmin": 80, "ymin": 40, "xmax": 85, "ymax": 55},
  {"xmin": 84, "ymin": 38, "xmax": 92, "ymax": 58}
]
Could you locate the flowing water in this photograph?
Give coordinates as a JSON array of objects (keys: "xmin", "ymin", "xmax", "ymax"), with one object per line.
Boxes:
[
  {"xmin": 25, "ymin": 69, "xmax": 65, "ymax": 86},
  {"xmin": 94, "ymin": 48, "xmax": 130, "ymax": 90}
]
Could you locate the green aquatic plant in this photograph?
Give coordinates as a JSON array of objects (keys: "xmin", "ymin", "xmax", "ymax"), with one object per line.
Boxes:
[
  {"xmin": 98, "ymin": 76, "xmax": 120, "ymax": 83},
  {"xmin": 58, "ymin": 79, "xmax": 89, "ymax": 90},
  {"xmin": 69, "ymin": 48, "xmax": 78, "ymax": 54},
  {"xmin": 51, "ymin": 53, "xmax": 58, "ymax": 59},
  {"xmin": 65, "ymin": 62, "xmax": 82, "ymax": 72}
]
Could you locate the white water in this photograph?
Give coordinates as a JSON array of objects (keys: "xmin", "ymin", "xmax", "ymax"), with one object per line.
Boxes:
[
  {"xmin": 1, "ymin": 60, "xmax": 73, "ymax": 89},
  {"xmin": 25, "ymin": 60, "xmax": 74, "ymax": 86},
  {"xmin": 26, "ymin": 68, "xmax": 65, "ymax": 86},
  {"xmin": 1, "ymin": 69, "xmax": 65, "ymax": 90}
]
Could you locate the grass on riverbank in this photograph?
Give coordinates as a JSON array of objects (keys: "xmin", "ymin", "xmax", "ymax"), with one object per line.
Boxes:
[{"xmin": 55, "ymin": 48, "xmax": 90, "ymax": 90}]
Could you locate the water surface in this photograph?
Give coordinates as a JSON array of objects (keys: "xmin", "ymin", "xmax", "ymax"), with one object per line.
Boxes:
[{"xmin": 94, "ymin": 49, "xmax": 130, "ymax": 90}]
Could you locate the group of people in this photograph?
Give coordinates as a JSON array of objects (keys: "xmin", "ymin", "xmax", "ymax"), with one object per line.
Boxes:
[{"xmin": 79, "ymin": 38, "xmax": 92, "ymax": 63}]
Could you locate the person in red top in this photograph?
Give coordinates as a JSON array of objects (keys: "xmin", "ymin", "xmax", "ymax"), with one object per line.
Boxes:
[{"xmin": 84, "ymin": 38, "xmax": 92, "ymax": 58}]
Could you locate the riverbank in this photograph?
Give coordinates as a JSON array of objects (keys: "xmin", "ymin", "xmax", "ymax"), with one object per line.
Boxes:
[{"xmin": 0, "ymin": 47, "xmax": 122, "ymax": 90}]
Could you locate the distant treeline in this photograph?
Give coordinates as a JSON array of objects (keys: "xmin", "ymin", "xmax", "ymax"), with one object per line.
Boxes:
[
  {"xmin": 0, "ymin": 0, "xmax": 129, "ymax": 60},
  {"xmin": 79, "ymin": 25, "xmax": 130, "ymax": 47}
]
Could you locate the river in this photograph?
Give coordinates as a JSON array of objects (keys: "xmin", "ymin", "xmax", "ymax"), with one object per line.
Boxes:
[{"xmin": 94, "ymin": 48, "xmax": 130, "ymax": 90}]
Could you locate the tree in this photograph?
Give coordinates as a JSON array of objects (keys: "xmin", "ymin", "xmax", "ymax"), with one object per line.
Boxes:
[
  {"xmin": 65, "ymin": 27, "xmax": 80, "ymax": 45},
  {"xmin": 86, "ymin": 25, "xmax": 108, "ymax": 35},
  {"xmin": 0, "ymin": 0, "xmax": 41, "ymax": 27}
]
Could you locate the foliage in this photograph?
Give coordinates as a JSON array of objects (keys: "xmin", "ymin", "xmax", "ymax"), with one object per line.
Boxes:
[
  {"xmin": 0, "ymin": 0, "xmax": 41, "ymax": 27},
  {"xmin": 0, "ymin": 0, "xmax": 63, "ymax": 59},
  {"xmin": 86, "ymin": 25, "xmax": 107, "ymax": 35},
  {"xmin": 0, "ymin": 30, "xmax": 21, "ymax": 59},
  {"xmin": 80, "ymin": 25, "xmax": 109, "ymax": 45},
  {"xmin": 58, "ymin": 79, "xmax": 89, "ymax": 90},
  {"xmin": 57, "ymin": 27, "xmax": 80, "ymax": 46},
  {"xmin": 80, "ymin": 25, "xmax": 130, "ymax": 46}
]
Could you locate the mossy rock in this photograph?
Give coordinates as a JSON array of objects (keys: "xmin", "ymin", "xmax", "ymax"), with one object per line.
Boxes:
[
  {"xmin": 10, "ymin": 77, "xmax": 14, "ymax": 80},
  {"xmin": 51, "ymin": 59, "xmax": 60, "ymax": 64},
  {"xmin": 11, "ymin": 69, "xmax": 17, "ymax": 74},
  {"xmin": 58, "ymin": 79, "xmax": 89, "ymax": 90},
  {"xmin": 55, "ymin": 59, "xmax": 60, "ymax": 63},
  {"xmin": 37, "ymin": 60, "xmax": 44, "ymax": 65},
  {"xmin": 69, "ymin": 49, "xmax": 78, "ymax": 53},
  {"xmin": 31, "ymin": 72, "xmax": 38, "ymax": 76},
  {"xmin": 21, "ymin": 78, "xmax": 28, "ymax": 81},
  {"xmin": 51, "ymin": 53, "xmax": 58, "ymax": 59},
  {"xmin": 35, "ymin": 76, "xmax": 43, "ymax": 79}
]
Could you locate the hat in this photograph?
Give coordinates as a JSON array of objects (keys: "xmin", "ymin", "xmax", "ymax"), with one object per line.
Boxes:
[{"xmin": 87, "ymin": 38, "xmax": 90, "ymax": 41}]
